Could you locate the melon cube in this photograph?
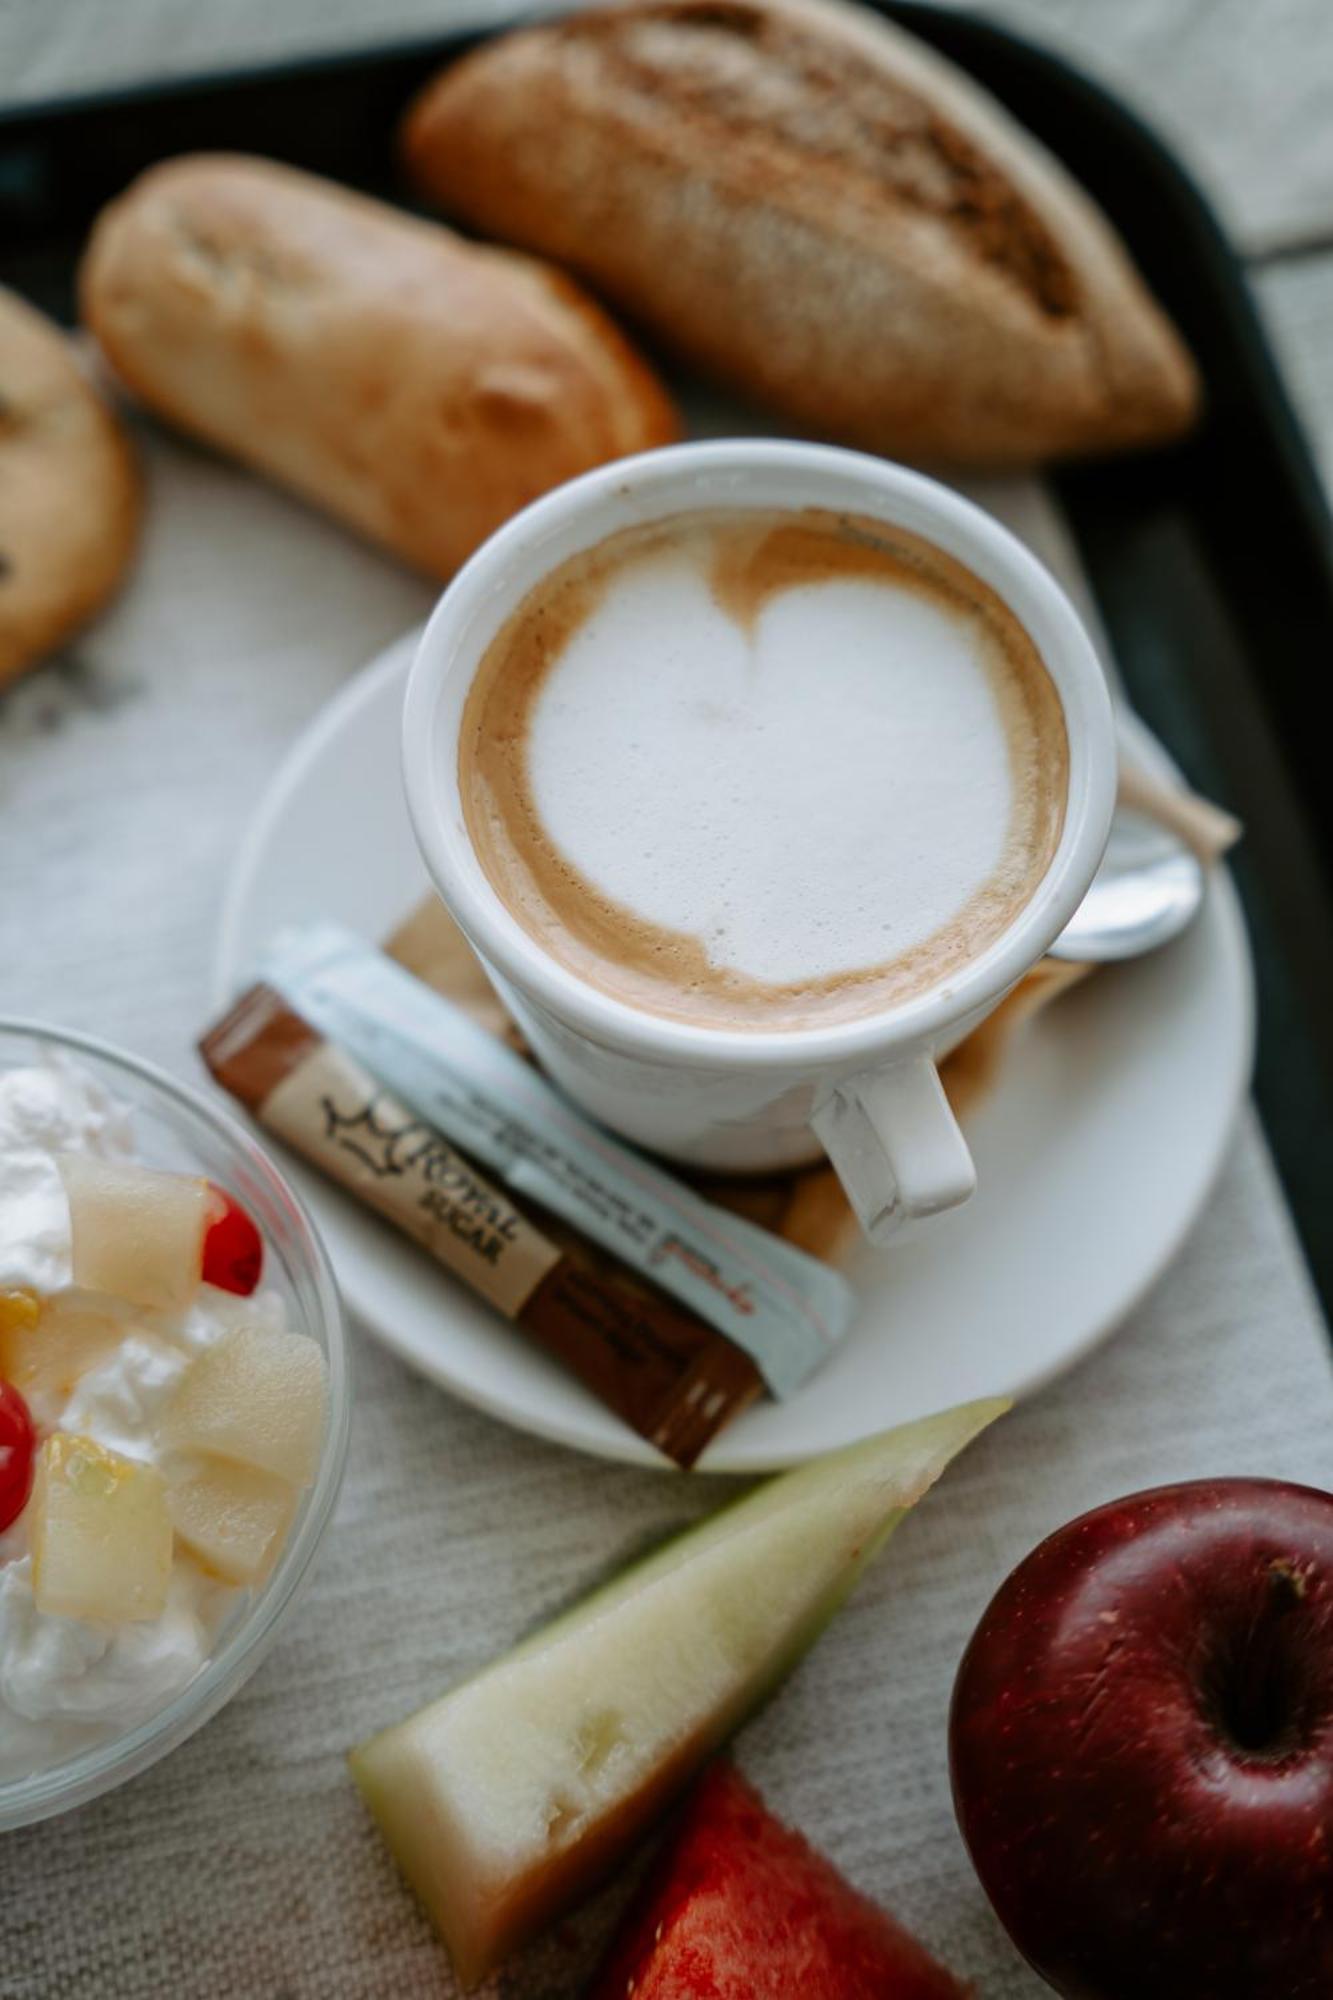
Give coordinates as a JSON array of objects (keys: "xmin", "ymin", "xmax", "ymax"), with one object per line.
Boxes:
[
  {"xmin": 160, "ymin": 1326, "xmax": 326, "ymax": 1486},
  {"xmin": 31, "ymin": 1433, "xmax": 172, "ymax": 1623},
  {"xmin": 0, "ymin": 1290, "xmax": 130, "ymax": 1408},
  {"xmin": 60, "ymin": 1155, "xmax": 210, "ymax": 1313},
  {"xmin": 0, "ymin": 1289, "xmax": 39, "ymax": 1339},
  {"xmin": 0, "ymin": 1289, "xmax": 43, "ymax": 1385},
  {"xmin": 166, "ymin": 1456, "xmax": 296, "ymax": 1586}
]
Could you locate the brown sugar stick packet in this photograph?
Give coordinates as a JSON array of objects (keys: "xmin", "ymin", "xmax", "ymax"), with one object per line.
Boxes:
[
  {"xmin": 251, "ymin": 924, "xmax": 855, "ymax": 1388},
  {"xmin": 202, "ymin": 984, "xmax": 762, "ymax": 1467}
]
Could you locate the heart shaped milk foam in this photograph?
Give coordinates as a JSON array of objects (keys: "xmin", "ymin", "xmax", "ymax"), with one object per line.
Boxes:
[
  {"xmin": 460, "ymin": 510, "xmax": 1068, "ymax": 1029},
  {"xmin": 527, "ymin": 548, "xmax": 1017, "ymax": 988}
]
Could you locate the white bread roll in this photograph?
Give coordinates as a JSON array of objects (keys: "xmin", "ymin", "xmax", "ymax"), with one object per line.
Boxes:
[{"xmin": 81, "ymin": 154, "xmax": 678, "ymax": 579}]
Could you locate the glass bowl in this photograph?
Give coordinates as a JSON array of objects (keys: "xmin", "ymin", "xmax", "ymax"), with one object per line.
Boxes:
[{"xmin": 0, "ymin": 1019, "xmax": 349, "ymax": 1830}]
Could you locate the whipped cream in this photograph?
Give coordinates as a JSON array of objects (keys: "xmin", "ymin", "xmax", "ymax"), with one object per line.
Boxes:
[
  {"xmin": 0, "ymin": 1058, "xmax": 134, "ymax": 1294},
  {"xmin": 0, "ymin": 1058, "xmax": 287, "ymax": 1784}
]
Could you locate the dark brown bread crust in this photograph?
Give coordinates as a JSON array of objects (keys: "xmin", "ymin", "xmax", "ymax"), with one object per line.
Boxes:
[{"xmin": 403, "ymin": 0, "xmax": 1200, "ymax": 464}]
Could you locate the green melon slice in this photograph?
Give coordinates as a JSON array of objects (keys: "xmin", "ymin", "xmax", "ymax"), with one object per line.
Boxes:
[{"xmin": 349, "ymin": 1398, "xmax": 1005, "ymax": 1987}]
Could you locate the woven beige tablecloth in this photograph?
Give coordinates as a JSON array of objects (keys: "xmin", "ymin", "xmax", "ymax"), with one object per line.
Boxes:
[
  {"xmin": 0, "ymin": 372, "xmax": 1328, "ymax": 2000},
  {"xmin": 2, "ymin": 7, "xmax": 1333, "ymax": 1979}
]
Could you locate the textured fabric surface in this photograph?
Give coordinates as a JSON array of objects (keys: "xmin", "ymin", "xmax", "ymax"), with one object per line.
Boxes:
[{"xmin": 1, "ymin": 413, "xmax": 1332, "ymax": 1992}]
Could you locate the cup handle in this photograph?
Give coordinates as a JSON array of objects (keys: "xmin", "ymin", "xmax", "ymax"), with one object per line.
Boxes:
[{"xmin": 811, "ymin": 1057, "xmax": 977, "ymax": 1247}]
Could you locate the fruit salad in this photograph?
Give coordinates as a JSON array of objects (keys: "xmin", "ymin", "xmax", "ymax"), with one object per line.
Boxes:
[{"xmin": 0, "ymin": 1056, "xmax": 327, "ymax": 1782}]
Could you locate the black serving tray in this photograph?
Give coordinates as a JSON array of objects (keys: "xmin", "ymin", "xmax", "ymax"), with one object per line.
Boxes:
[{"xmin": 4, "ymin": 8, "xmax": 1332, "ymax": 1319}]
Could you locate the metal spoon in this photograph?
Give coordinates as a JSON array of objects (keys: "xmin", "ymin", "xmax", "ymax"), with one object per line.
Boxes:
[
  {"xmin": 1048, "ymin": 764, "xmax": 1238, "ymax": 964},
  {"xmin": 1049, "ymin": 806, "xmax": 1206, "ymax": 962}
]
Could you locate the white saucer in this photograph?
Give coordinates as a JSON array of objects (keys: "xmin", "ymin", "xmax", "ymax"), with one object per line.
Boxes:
[{"xmin": 214, "ymin": 626, "xmax": 1253, "ymax": 1472}]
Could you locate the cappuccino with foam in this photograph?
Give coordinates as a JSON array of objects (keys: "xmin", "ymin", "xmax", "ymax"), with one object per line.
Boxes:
[{"xmin": 459, "ymin": 508, "xmax": 1069, "ymax": 1031}]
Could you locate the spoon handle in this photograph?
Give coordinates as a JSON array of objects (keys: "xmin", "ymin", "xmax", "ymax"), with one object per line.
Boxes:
[{"xmin": 1116, "ymin": 761, "xmax": 1241, "ymax": 864}]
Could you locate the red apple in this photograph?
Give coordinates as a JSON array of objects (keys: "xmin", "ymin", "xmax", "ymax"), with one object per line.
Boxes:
[{"xmin": 950, "ymin": 1479, "xmax": 1333, "ymax": 1999}]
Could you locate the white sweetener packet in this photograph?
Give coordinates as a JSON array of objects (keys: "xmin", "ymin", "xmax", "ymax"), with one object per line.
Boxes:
[{"xmin": 258, "ymin": 923, "xmax": 857, "ymax": 1397}]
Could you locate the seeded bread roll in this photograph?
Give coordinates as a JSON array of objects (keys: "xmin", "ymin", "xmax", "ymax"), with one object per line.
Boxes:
[
  {"xmin": 80, "ymin": 155, "xmax": 678, "ymax": 579},
  {"xmin": 0, "ymin": 289, "xmax": 141, "ymax": 687},
  {"xmin": 402, "ymin": 0, "xmax": 1200, "ymax": 465}
]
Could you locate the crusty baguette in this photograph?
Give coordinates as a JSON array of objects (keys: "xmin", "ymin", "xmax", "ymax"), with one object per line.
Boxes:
[
  {"xmin": 80, "ymin": 154, "xmax": 678, "ymax": 579},
  {"xmin": 402, "ymin": 0, "xmax": 1200, "ymax": 465},
  {"xmin": 1, "ymin": 289, "xmax": 141, "ymax": 686}
]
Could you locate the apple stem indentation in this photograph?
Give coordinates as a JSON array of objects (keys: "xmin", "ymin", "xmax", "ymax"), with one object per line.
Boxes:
[{"xmin": 1208, "ymin": 1560, "xmax": 1318, "ymax": 1759}]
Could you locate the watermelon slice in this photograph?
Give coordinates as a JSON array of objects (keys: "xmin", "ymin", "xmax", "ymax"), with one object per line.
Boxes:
[{"xmin": 586, "ymin": 1761, "xmax": 970, "ymax": 2000}]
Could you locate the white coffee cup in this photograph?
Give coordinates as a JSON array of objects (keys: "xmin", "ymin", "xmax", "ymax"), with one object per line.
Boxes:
[{"xmin": 403, "ymin": 440, "xmax": 1116, "ymax": 1245}]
